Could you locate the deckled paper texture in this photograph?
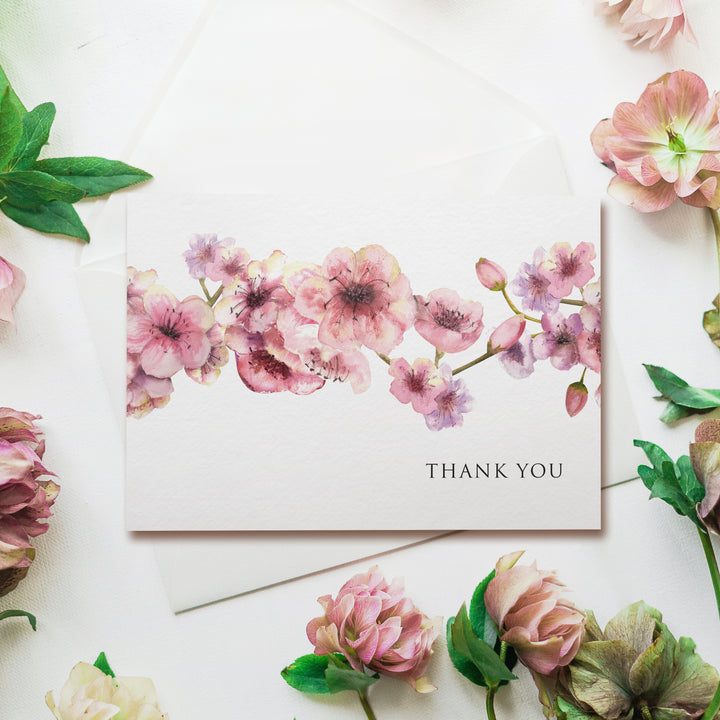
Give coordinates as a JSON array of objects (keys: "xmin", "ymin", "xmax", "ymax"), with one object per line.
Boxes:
[{"xmin": 126, "ymin": 193, "xmax": 600, "ymax": 530}]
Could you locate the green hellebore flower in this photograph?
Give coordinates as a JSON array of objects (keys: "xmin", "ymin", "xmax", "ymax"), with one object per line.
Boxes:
[{"xmin": 553, "ymin": 602, "xmax": 719, "ymax": 720}]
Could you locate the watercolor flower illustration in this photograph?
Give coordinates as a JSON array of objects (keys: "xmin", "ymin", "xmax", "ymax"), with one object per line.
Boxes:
[
  {"xmin": 0, "ymin": 255, "xmax": 25, "ymax": 328},
  {"xmin": 128, "ymin": 236, "xmax": 600, "ymax": 426}
]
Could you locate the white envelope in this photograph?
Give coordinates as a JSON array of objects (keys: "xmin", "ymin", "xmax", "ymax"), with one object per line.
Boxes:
[{"xmin": 77, "ymin": 0, "xmax": 638, "ymax": 611}]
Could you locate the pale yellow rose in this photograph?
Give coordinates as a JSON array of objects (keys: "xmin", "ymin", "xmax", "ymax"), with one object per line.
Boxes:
[{"xmin": 46, "ymin": 663, "xmax": 168, "ymax": 720}]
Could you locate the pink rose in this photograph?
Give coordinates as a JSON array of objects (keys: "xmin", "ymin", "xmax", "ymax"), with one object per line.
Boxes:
[
  {"xmin": 307, "ymin": 566, "xmax": 440, "ymax": 692},
  {"xmin": 485, "ymin": 552, "xmax": 585, "ymax": 676}
]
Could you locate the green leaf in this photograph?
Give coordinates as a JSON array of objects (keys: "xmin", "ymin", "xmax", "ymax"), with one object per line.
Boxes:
[
  {"xmin": 0, "ymin": 64, "xmax": 26, "ymax": 115},
  {"xmin": 282, "ymin": 654, "xmax": 333, "ymax": 694},
  {"xmin": 446, "ymin": 616, "xmax": 487, "ymax": 687},
  {"xmin": 93, "ymin": 652, "xmax": 115, "ymax": 677},
  {"xmin": 1, "ymin": 199, "xmax": 90, "ymax": 242},
  {"xmin": 659, "ymin": 401, "xmax": 694, "ymax": 425},
  {"xmin": 644, "ymin": 364, "xmax": 720, "ymax": 410},
  {"xmin": 704, "ymin": 295, "xmax": 720, "ymax": 351},
  {"xmin": 0, "ymin": 170, "xmax": 85, "ymax": 208},
  {"xmin": 32, "ymin": 156, "xmax": 152, "ymax": 197},
  {"xmin": 8, "ymin": 102, "xmax": 56, "ymax": 171},
  {"xmin": 0, "ymin": 609, "xmax": 36, "ymax": 630},
  {"xmin": 450, "ymin": 604, "xmax": 516, "ymax": 687},
  {"xmin": 676, "ymin": 455, "xmax": 704, "ymax": 505},
  {"xmin": 555, "ymin": 697, "xmax": 601, "ymax": 720},
  {"xmin": 325, "ymin": 655, "xmax": 378, "ymax": 694},
  {"xmin": 0, "ymin": 86, "xmax": 23, "ymax": 171},
  {"xmin": 469, "ymin": 569, "xmax": 495, "ymax": 641}
]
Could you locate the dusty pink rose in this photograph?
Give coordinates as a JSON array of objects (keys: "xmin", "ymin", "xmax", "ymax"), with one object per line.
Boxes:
[
  {"xmin": 214, "ymin": 251, "xmax": 292, "ymax": 334},
  {"xmin": 306, "ymin": 566, "xmax": 440, "ymax": 692},
  {"xmin": 592, "ymin": 71, "xmax": 720, "ymax": 212},
  {"xmin": 597, "ymin": 0, "xmax": 696, "ymax": 50},
  {"xmin": 690, "ymin": 419, "xmax": 720, "ymax": 535},
  {"xmin": 488, "ymin": 315, "xmax": 526, "ymax": 354},
  {"xmin": 485, "ymin": 552, "xmax": 585, "ymax": 676},
  {"xmin": 294, "ymin": 245, "xmax": 415, "ymax": 354},
  {"xmin": 389, "ymin": 357, "xmax": 447, "ymax": 414},
  {"xmin": 0, "ymin": 411, "xmax": 59, "ymax": 588},
  {"xmin": 414, "ymin": 289, "xmax": 484, "ymax": 353},
  {"xmin": 0, "ymin": 256, "xmax": 26, "ymax": 328},
  {"xmin": 476, "ymin": 258, "xmax": 507, "ymax": 291},
  {"xmin": 127, "ymin": 286, "xmax": 215, "ymax": 378}
]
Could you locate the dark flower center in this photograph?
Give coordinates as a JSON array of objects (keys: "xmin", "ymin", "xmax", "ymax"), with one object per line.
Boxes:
[
  {"xmin": 431, "ymin": 303, "xmax": 466, "ymax": 332},
  {"xmin": 157, "ymin": 308, "xmax": 184, "ymax": 340},
  {"xmin": 341, "ymin": 283, "xmax": 376, "ymax": 306},
  {"xmin": 557, "ymin": 255, "xmax": 579, "ymax": 279},
  {"xmin": 407, "ymin": 370, "xmax": 428, "ymax": 394},
  {"xmin": 436, "ymin": 389, "xmax": 457, "ymax": 413},
  {"xmin": 249, "ymin": 350, "xmax": 291, "ymax": 379},
  {"xmin": 556, "ymin": 330, "xmax": 573, "ymax": 345},
  {"xmin": 245, "ymin": 286, "xmax": 271, "ymax": 308}
]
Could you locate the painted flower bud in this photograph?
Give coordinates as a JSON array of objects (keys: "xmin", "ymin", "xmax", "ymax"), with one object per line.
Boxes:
[
  {"xmin": 475, "ymin": 258, "xmax": 507, "ymax": 291},
  {"xmin": 485, "ymin": 552, "xmax": 585, "ymax": 675},
  {"xmin": 690, "ymin": 419, "xmax": 720, "ymax": 535},
  {"xmin": 565, "ymin": 381, "xmax": 589, "ymax": 417},
  {"xmin": 487, "ymin": 315, "xmax": 526, "ymax": 354},
  {"xmin": 306, "ymin": 566, "xmax": 441, "ymax": 692}
]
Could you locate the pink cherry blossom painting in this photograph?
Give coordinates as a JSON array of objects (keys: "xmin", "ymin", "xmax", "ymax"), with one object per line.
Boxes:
[{"xmin": 125, "ymin": 194, "xmax": 601, "ymax": 531}]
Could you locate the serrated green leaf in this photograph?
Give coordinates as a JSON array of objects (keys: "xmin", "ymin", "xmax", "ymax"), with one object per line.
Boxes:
[
  {"xmin": 8, "ymin": 102, "xmax": 56, "ymax": 171},
  {"xmin": 32, "ymin": 156, "xmax": 152, "ymax": 197},
  {"xmin": 281, "ymin": 654, "xmax": 333, "ymax": 695},
  {"xmin": 450, "ymin": 604, "xmax": 516, "ymax": 686},
  {"xmin": 446, "ymin": 616, "xmax": 487, "ymax": 687},
  {"xmin": 469, "ymin": 569, "xmax": 497, "ymax": 646},
  {"xmin": 644, "ymin": 364, "xmax": 720, "ymax": 410},
  {"xmin": 0, "ymin": 609, "xmax": 36, "ymax": 630},
  {"xmin": 325, "ymin": 655, "xmax": 378, "ymax": 694},
  {"xmin": 0, "ymin": 170, "xmax": 84, "ymax": 208},
  {"xmin": 1, "ymin": 199, "xmax": 90, "ymax": 242},
  {"xmin": 0, "ymin": 86, "xmax": 23, "ymax": 171},
  {"xmin": 93, "ymin": 652, "xmax": 115, "ymax": 677}
]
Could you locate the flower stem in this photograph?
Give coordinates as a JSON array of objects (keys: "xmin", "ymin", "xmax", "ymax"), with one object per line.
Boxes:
[
  {"xmin": 357, "ymin": 690, "xmax": 378, "ymax": 720},
  {"xmin": 709, "ymin": 207, "xmax": 720, "ymax": 293},
  {"xmin": 434, "ymin": 348, "xmax": 444, "ymax": 367},
  {"xmin": 452, "ymin": 350, "xmax": 493, "ymax": 376},
  {"xmin": 501, "ymin": 288, "xmax": 541, "ymax": 324},
  {"xmin": 640, "ymin": 705, "xmax": 653, "ymax": 720},
  {"xmin": 208, "ymin": 285, "xmax": 224, "ymax": 307},
  {"xmin": 486, "ymin": 685, "xmax": 498, "ymax": 720},
  {"xmin": 199, "ymin": 278, "xmax": 212, "ymax": 303},
  {"xmin": 703, "ymin": 682, "xmax": 720, "ymax": 720},
  {"xmin": 559, "ymin": 298, "xmax": 585, "ymax": 307},
  {"xmin": 698, "ymin": 526, "xmax": 720, "ymax": 622},
  {"xmin": 375, "ymin": 352, "xmax": 391, "ymax": 366}
]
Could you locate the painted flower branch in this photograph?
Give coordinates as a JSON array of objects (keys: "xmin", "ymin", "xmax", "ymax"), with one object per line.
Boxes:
[{"xmin": 127, "ymin": 236, "xmax": 600, "ymax": 429}]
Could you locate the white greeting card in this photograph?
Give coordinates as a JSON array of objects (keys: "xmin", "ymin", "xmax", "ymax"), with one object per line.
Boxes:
[{"xmin": 126, "ymin": 193, "xmax": 600, "ymax": 530}]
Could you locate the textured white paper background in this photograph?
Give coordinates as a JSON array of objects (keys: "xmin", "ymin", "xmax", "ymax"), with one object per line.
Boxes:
[{"xmin": 126, "ymin": 194, "xmax": 600, "ymax": 530}]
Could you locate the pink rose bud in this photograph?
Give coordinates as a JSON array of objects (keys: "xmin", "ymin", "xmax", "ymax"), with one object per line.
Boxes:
[
  {"xmin": 475, "ymin": 258, "xmax": 507, "ymax": 291},
  {"xmin": 485, "ymin": 552, "xmax": 585, "ymax": 676},
  {"xmin": 565, "ymin": 381, "xmax": 589, "ymax": 417},
  {"xmin": 306, "ymin": 566, "xmax": 441, "ymax": 693},
  {"xmin": 487, "ymin": 315, "xmax": 525, "ymax": 354}
]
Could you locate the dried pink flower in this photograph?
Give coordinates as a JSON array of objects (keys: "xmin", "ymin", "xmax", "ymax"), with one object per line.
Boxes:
[
  {"xmin": 592, "ymin": 71, "xmax": 720, "ymax": 212},
  {"xmin": 306, "ymin": 566, "xmax": 440, "ymax": 692},
  {"xmin": 0, "ymin": 255, "xmax": 26, "ymax": 328},
  {"xmin": 485, "ymin": 552, "xmax": 585, "ymax": 676}
]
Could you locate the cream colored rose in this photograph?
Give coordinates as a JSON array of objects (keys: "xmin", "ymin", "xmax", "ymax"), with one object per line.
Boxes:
[{"xmin": 46, "ymin": 663, "xmax": 167, "ymax": 720}]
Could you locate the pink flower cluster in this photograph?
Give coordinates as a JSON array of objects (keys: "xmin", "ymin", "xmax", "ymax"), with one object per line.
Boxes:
[
  {"xmin": 593, "ymin": 71, "xmax": 720, "ymax": 213},
  {"xmin": 0, "ymin": 408, "xmax": 59, "ymax": 594},
  {"xmin": 306, "ymin": 566, "xmax": 440, "ymax": 692},
  {"xmin": 597, "ymin": 0, "xmax": 695, "ymax": 50},
  {"xmin": 128, "ymin": 235, "xmax": 600, "ymax": 425}
]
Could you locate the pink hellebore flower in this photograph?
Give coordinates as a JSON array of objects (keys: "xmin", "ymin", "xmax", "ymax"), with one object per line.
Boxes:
[
  {"xmin": 485, "ymin": 552, "xmax": 585, "ymax": 676},
  {"xmin": 475, "ymin": 258, "xmax": 507, "ymax": 291},
  {"xmin": 0, "ymin": 256, "xmax": 25, "ymax": 327},
  {"xmin": 690, "ymin": 419, "xmax": 720, "ymax": 535},
  {"xmin": 538, "ymin": 242, "xmax": 596, "ymax": 299},
  {"xmin": 294, "ymin": 245, "xmax": 415, "ymax": 354},
  {"xmin": 414, "ymin": 289, "xmax": 484, "ymax": 353},
  {"xmin": 488, "ymin": 315, "xmax": 526, "ymax": 354},
  {"xmin": 389, "ymin": 357, "xmax": 446, "ymax": 414},
  {"xmin": 597, "ymin": 0, "xmax": 696, "ymax": 50},
  {"xmin": 127, "ymin": 286, "xmax": 215, "ymax": 378},
  {"xmin": 307, "ymin": 566, "xmax": 440, "ymax": 692},
  {"xmin": 214, "ymin": 251, "xmax": 292, "ymax": 334},
  {"xmin": 591, "ymin": 71, "xmax": 720, "ymax": 212}
]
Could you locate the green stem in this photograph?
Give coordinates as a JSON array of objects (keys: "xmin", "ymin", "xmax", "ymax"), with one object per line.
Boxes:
[
  {"xmin": 375, "ymin": 352, "xmax": 391, "ymax": 366},
  {"xmin": 703, "ymin": 682, "xmax": 720, "ymax": 720},
  {"xmin": 709, "ymin": 207, "xmax": 720, "ymax": 293},
  {"xmin": 434, "ymin": 348, "xmax": 444, "ymax": 368},
  {"xmin": 486, "ymin": 685, "xmax": 498, "ymax": 720},
  {"xmin": 199, "ymin": 278, "xmax": 212, "ymax": 303},
  {"xmin": 452, "ymin": 350, "xmax": 493, "ymax": 376},
  {"xmin": 580, "ymin": 367, "xmax": 587, "ymax": 384},
  {"xmin": 559, "ymin": 298, "xmax": 585, "ymax": 307},
  {"xmin": 208, "ymin": 285, "xmax": 224, "ymax": 307},
  {"xmin": 698, "ymin": 526, "xmax": 720, "ymax": 623},
  {"xmin": 357, "ymin": 690, "xmax": 378, "ymax": 720},
  {"xmin": 501, "ymin": 288, "xmax": 541, "ymax": 324},
  {"xmin": 641, "ymin": 705, "xmax": 653, "ymax": 720}
]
